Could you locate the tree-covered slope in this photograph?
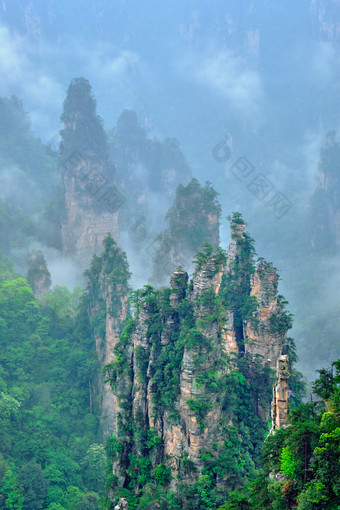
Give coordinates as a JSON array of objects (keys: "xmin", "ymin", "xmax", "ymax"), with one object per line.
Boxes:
[
  {"xmin": 0, "ymin": 95, "xmax": 58, "ymax": 256},
  {"xmin": 218, "ymin": 360, "xmax": 340, "ymax": 510},
  {"xmin": 0, "ymin": 270, "xmax": 104, "ymax": 509},
  {"xmin": 98, "ymin": 214, "xmax": 303, "ymax": 509}
]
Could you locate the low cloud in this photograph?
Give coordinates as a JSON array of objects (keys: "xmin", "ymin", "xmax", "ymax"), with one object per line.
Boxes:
[
  {"xmin": 311, "ymin": 41, "xmax": 340, "ymax": 85},
  {"xmin": 189, "ymin": 50, "xmax": 264, "ymax": 121},
  {"xmin": 87, "ymin": 48, "xmax": 141, "ymax": 82},
  {"xmin": 0, "ymin": 25, "xmax": 63, "ymax": 139}
]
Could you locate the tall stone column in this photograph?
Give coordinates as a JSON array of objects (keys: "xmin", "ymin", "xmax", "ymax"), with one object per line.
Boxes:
[{"xmin": 272, "ymin": 354, "xmax": 290, "ymax": 430}]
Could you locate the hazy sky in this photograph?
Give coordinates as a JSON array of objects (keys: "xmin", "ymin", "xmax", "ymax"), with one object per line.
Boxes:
[
  {"xmin": 1, "ymin": 1, "xmax": 339, "ymax": 153},
  {"xmin": 1, "ymin": 1, "xmax": 339, "ymax": 228},
  {"xmin": 1, "ymin": 0, "xmax": 340, "ymax": 375}
]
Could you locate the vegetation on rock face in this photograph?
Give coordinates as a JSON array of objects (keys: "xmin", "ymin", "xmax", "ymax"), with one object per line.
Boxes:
[
  {"xmin": 220, "ymin": 215, "xmax": 257, "ymax": 351},
  {"xmin": 102, "ymin": 214, "xmax": 303, "ymax": 509},
  {"xmin": 26, "ymin": 250, "xmax": 51, "ymax": 299},
  {"xmin": 60, "ymin": 77, "xmax": 109, "ymax": 164},
  {"xmin": 85, "ymin": 235, "xmax": 131, "ymax": 343},
  {"xmin": 150, "ymin": 179, "xmax": 222, "ymax": 284},
  {"xmin": 218, "ymin": 359, "xmax": 340, "ymax": 510},
  {"xmin": 104, "ymin": 284, "xmax": 272, "ymax": 509},
  {"xmin": 1, "ymin": 80, "xmax": 336, "ymax": 510}
]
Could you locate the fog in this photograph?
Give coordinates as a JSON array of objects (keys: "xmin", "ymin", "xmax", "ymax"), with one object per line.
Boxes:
[{"xmin": 1, "ymin": 0, "xmax": 340, "ymax": 379}]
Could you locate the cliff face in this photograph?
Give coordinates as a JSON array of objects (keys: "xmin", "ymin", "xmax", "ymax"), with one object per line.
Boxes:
[
  {"xmin": 61, "ymin": 156, "xmax": 120, "ymax": 270},
  {"xmin": 86, "ymin": 236, "xmax": 130, "ymax": 438},
  {"xmin": 59, "ymin": 78, "xmax": 120, "ymax": 270},
  {"xmin": 102, "ymin": 215, "xmax": 292, "ymax": 506},
  {"xmin": 271, "ymin": 354, "xmax": 290, "ymax": 431}
]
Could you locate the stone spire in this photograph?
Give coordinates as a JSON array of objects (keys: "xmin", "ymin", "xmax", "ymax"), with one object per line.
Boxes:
[
  {"xmin": 27, "ymin": 250, "xmax": 51, "ymax": 299},
  {"xmin": 170, "ymin": 269, "xmax": 188, "ymax": 308},
  {"xmin": 272, "ymin": 354, "xmax": 290, "ymax": 430}
]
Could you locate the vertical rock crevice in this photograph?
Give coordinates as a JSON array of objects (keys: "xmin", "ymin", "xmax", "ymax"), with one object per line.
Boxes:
[{"xmin": 101, "ymin": 214, "xmax": 296, "ymax": 506}]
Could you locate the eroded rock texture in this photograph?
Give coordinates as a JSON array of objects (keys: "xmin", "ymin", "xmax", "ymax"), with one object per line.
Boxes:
[
  {"xmin": 86, "ymin": 235, "xmax": 130, "ymax": 438},
  {"xmin": 102, "ymin": 216, "xmax": 293, "ymax": 502},
  {"xmin": 61, "ymin": 155, "xmax": 120, "ymax": 270},
  {"xmin": 27, "ymin": 250, "xmax": 51, "ymax": 299},
  {"xmin": 59, "ymin": 77, "xmax": 121, "ymax": 269},
  {"xmin": 272, "ymin": 354, "xmax": 290, "ymax": 431}
]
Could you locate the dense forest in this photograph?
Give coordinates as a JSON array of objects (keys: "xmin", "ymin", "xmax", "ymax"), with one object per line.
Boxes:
[
  {"xmin": 1, "ymin": 2, "xmax": 340, "ymax": 508},
  {"xmin": 0, "ymin": 75, "xmax": 339, "ymax": 509}
]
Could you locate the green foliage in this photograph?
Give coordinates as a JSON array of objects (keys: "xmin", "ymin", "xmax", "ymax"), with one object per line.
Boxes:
[
  {"xmin": 86, "ymin": 235, "xmax": 131, "ymax": 309},
  {"xmin": 151, "ymin": 179, "xmax": 222, "ymax": 283},
  {"xmin": 193, "ymin": 243, "xmax": 227, "ymax": 271},
  {"xmin": 134, "ymin": 346, "xmax": 149, "ymax": 382},
  {"xmin": 182, "ymin": 328, "xmax": 209, "ymax": 349},
  {"xmin": 105, "ymin": 319, "xmax": 134, "ymax": 386},
  {"xmin": 219, "ymin": 217, "xmax": 257, "ymax": 346},
  {"xmin": 227, "ymin": 211, "xmax": 245, "ymax": 226},
  {"xmin": 81, "ymin": 444, "xmax": 107, "ymax": 494},
  {"xmin": 60, "ymin": 77, "xmax": 109, "ymax": 162},
  {"xmin": 280, "ymin": 447, "xmax": 297, "ymax": 480},
  {"xmin": 154, "ymin": 464, "xmax": 171, "ymax": 485},
  {"xmin": 217, "ymin": 489, "xmax": 251, "ymax": 509},
  {"xmin": 186, "ymin": 398, "xmax": 213, "ymax": 429},
  {"xmin": 220, "ymin": 360, "xmax": 340, "ymax": 509},
  {"xmin": 312, "ymin": 366, "xmax": 334, "ymax": 401},
  {"xmin": 269, "ymin": 310, "xmax": 293, "ymax": 334},
  {"xmin": 0, "ymin": 275, "xmax": 103, "ymax": 509},
  {"xmin": 17, "ymin": 462, "xmax": 48, "ymax": 510}
]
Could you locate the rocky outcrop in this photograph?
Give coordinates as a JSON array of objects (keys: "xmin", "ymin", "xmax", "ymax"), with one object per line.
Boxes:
[
  {"xmin": 86, "ymin": 235, "xmax": 130, "ymax": 439},
  {"xmin": 59, "ymin": 78, "xmax": 121, "ymax": 270},
  {"xmin": 114, "ymin": 498, "xmax": 129, "ymax": 510},
  {"xmin": 272, "ymin": 354, "xmax": 290, "ymax": 430},
  {"xmin": 61, "ymin": 155, "xmax": 120, "ymax": 270},
  {"xmin": 94, "ymin": 286, "xmax": 127, "ymax": 439},
  {"xmin": 27, "ymin": 250, "xmax": 51, "ymax": 299},
  {"xmin": 103, "ymin": 215, "xmax": 293, "ymax": 502},
  {"xmin": 150, "ymin": 179, "xmax": 221, "ymax": 285},
  {"xmin": 245, "ymin": 263, "xmax": 284, "ymax": 372},
  {"xmin": 170, "ymin": 269, "xmax": 189, "ymax": 308}
]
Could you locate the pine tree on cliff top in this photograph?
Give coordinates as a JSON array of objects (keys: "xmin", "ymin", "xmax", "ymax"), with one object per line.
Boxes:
[{"xmin": 60, "ymin": 77, "xmax": 109, "ymax": 162}]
